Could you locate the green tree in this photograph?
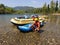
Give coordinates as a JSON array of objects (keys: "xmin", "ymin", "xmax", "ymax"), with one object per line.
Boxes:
[
  {"xmin": 15, "ymin": 10, "xmax": 25, "ymax": 14},
  {"xmin": 5, "ymin": 7, "xmax": 15, "ymax": 14},
  {"xmin": 42, "ymin": 3, "xmax": 47, "ymax": 14},
  {"xmin": 58, "ymin": 3, "xmax": 60, "ymax": 13},
  {"xmin": 50, "ymin": 0, "xmax": 55, "ymax": 13},
  {"xmin": 47, "ymin": 4, "xmax": 50, "ymax": 12},
  {"xmin": 33, "ymin": 8, "xmax": 40, "ymax": 14},
  {"xmin": 55, "ymin": 1, "xmax": 58, "ymax": 12},
  {"xmin": 0, "ymin": 4, "xmax": 5, "ymax": 14}
]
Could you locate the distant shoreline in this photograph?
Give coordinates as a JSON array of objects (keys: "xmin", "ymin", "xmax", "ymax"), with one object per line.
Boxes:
[
  {"xmin": 0, "ymin": 13, "xmax": 60, "ymax": 16},
  {"xmin": 52, "ymin": 13, "xmax": 60, "ymax": 15}
]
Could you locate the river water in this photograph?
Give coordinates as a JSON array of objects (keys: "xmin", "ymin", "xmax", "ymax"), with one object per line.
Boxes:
[
  {"xmin": 0, "ymin": 14, "xmax": 22, "ymax": 33},
  {"xmin": 0, "ymin": 14, "xmax": 60, "ymax": 45}
]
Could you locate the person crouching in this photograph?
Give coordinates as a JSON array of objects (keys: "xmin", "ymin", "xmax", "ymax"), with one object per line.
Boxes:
[{"xmin": 31, "ymin": 15, "xmax": 40, "ymax": 31}]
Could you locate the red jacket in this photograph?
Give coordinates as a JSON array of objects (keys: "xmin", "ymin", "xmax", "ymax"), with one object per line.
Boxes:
[{"xmin": 34, "ymin": 21, "xmax": 40, "ymax": 27}]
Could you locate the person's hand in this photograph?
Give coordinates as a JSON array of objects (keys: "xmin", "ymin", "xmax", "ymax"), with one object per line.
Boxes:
[
  {"xmin": 35, "ymin": 28, "xmax": 40, "ymax": 31},
  {"xmin": 35, "ymin": 28, "xmax": 37, "ymax": 31}
]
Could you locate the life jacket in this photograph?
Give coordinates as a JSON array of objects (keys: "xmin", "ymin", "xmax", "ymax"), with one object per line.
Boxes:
[{"xmin": 34, "ymin": 21, "xmax": 40, "ymax": 27}]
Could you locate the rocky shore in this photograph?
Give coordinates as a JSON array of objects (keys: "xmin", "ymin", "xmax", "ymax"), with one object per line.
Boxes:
[
  {"xmin": 0, "ymin": 15, "xmax": 60, "ymax": 45},
  {"xmin": 0, "ymin": 21, "xmax": 60, "ymax": 45}
]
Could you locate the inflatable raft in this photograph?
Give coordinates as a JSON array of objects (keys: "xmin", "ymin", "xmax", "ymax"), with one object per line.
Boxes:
[
  {"xmin": 10, "ymin": 17, "xmax": 45, "ymax": 25},
  {"xmin": 17, "ymin": 24, "xmax": 33, "ymax": 32},
  {"xmin": 10, "ymin": 16, "xmax": 32, "ymax": 25},
  {"xmin": 17, "ymin": 22, "xmax": 44, "ymax": 32}
]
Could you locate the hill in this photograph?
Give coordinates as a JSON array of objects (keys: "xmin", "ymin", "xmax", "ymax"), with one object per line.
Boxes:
[{"xmin": 13, "ymin": 6, "xmax": 35, "ymax": 10}]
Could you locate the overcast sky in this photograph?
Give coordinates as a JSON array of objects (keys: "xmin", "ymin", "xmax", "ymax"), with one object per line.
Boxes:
[{"xmin": 0, "ymin": 0, "xmax": 60, "ymax": 8}]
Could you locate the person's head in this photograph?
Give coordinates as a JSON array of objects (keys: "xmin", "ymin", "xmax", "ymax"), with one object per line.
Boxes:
[
  {"xmin": 32, "ymin": 15, "xmax": 39, "ymax": 21},
  {"xmin": 34, "ymin": 17, "xmax": 39, "ymax": 21},
  {"xmin": 35, "ymin": 15, "xmax": 38, "ymax": 18},
  {"xmin": 32, "ymin": 15, "xmax": 35, "ymax": 18},
  {"xmin": 35, "ymin": 15, "xmax": 39, "ymax": 21},
  {"xmin": 34, "ymin": 15, "xmax": 39, "ymax": 21}
]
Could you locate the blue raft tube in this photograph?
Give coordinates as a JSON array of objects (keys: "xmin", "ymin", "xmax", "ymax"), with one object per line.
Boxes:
[
  {"xmin": 17, "ymin": 24, "xmax": 33, "ymax": 32},
  {"xmin": 17, "ymin": 22, "xmax": 44, "ymax": 32}
]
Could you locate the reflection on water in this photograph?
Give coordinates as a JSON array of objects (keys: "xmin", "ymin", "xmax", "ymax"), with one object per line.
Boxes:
[{"xmin": 0, "ymin": 14, "xmax": 22, "ymax": 33}]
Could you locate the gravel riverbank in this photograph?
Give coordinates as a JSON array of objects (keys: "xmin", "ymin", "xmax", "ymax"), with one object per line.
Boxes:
[
  {"xmin": 0, "ymin": 15, "xmax": 60, "ymax": 45},
  {"xmin": 0, "ymin": 22, "xmax": 60, "ymax": 45}
]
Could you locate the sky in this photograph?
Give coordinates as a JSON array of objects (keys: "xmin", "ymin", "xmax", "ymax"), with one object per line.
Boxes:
[{"xmin": 0, "ymin": 0, "xmax": 60, "ymax": 8}]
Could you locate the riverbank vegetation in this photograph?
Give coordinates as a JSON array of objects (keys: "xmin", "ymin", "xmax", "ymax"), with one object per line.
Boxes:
[{"xmin": 0, "ymin": 0, "xmax": 60, "ymax": 14}]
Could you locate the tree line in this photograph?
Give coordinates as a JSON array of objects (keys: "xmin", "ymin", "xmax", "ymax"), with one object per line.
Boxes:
[{"xmin": 0, "ymin": 0, "xmax": 60, "ymax": 14}]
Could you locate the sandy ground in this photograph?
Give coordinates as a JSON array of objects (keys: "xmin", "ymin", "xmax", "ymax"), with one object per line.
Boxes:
[{"xmin": 0, "ymin": 21, "xmax": 60, "ymax": 45}]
